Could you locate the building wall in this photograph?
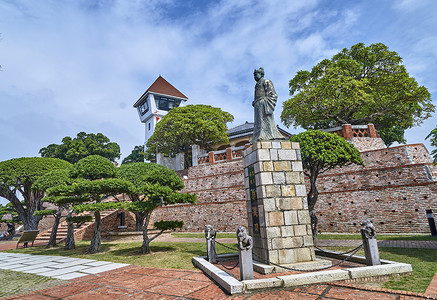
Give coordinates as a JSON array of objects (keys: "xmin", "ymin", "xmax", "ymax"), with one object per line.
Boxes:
[{"xmin": 153, "ymin": 142, "xmax": 437, "ymax": 234}]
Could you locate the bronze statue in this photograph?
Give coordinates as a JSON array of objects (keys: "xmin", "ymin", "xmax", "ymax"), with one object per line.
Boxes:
[{"xmin": 251, "ymin": 68, "xmax": 284, "ymax": 142}]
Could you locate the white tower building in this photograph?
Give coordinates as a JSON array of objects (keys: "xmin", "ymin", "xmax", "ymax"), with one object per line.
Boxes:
[{"xmin": 133, "ymin": 76, "xmax": 188, "ymax": 147}]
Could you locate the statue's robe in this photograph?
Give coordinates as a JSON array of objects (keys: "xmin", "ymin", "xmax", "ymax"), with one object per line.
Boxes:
[{"xmin": 251, "ymin": 78, "xmax": 284, "ymax": 142}]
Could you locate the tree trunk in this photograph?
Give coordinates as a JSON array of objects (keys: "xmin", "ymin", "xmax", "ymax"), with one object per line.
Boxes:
[
  {"xmin": 46, "ymin": 207, "xmax": 64, "ymax": 248},
  {"xmin": 135, "ymin": 211, "xmax": 146, "ymax": 231},
  {"xmin": 88, "ymin": 211, "xmax": 101, "ymax": 253},
  {"xmin": 141, "ymin": 213, "xmax": 152, "ymax": 254},
  {"xmin": 64, "ymin": 210, "xmax": 75, "ymax": 250},
  {"xmin": 307, "ymin": 169, "xmax": 320, "ymax": 241}
]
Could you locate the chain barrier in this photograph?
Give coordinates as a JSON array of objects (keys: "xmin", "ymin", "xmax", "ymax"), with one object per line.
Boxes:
[
  {"xmin": 215, "ymin": 240, "xmax": 239, "ymax": 252},
  {"xmin": 212, "ymin": 240, "xmax": 240, "ymax": 270},
  {"xmin": 251, "ymin": 243, "xmax": 364, "ymax": 273},
  {"xmin": 217, "ymin": 259, "xmax": 240, "ymax": 270},
  {"xmin": 315, "ymin": 244, "xmax": 364, "ymax": 255}
]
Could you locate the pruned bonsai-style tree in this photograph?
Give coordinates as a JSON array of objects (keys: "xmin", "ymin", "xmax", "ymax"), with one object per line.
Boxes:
[
  {"xmin": 118, "ymin": 162, "xmax": 196, "ymax": 254},
  {"xmin": 0, "ymin": 157, "xmax": 72, "ymax": 230},
  {"xmin": 46, "ymin": 155, "xmax": 133, "ymax": 253},
  {"xmin": 281, "ymin": 42, "xmax": 434, "ymax": 146},
  {"xmin": 291, "ymin": 130, "xmax": 363, "ymax": 239},
  {"xmin": 33, "ymin": 168, "xmax": 90, "ymax": 248},
  {"xmin": 146, "ymin": 104, "xmax": 234, "ymax": 168}
]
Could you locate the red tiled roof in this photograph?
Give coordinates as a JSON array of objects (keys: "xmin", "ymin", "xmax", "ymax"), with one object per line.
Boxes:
[{"xmin": 145, "ymin": 76, "xmax": 187, "ymax": 99}]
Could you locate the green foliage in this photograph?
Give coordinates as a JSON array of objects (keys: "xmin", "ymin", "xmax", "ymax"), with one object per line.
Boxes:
[
  {"xmin": 0, "ymin": 157, "xmax": 71, "ymax": 190},
  {"xmin": 146, "ymin": 104, "xmax": 234, "ymax": 165},
  {"xmin": 0, "ymin": 203, "xmax": 22, "ymax": 224},
  {"xmin": 0, "ymin": 157, "xmax": 71, "ymax": 229},
  {"xmin": 281, "ymin": 42, "xmax": 434, "ymax": 133},
  {"xmin": 425, "ymin": 127, "xmax": 437, "ymax": 162},
  {"xmin": 154, "ymin": 220, "xmax": 183, "ymax": 231},
  {"xmin": 291, "ymin": 130, "xmax": 364, "ymax": 173},
  {"xmin": 66, "ymin": 215, "xmax": 93, "ymax": 224},
  {"xmin": 378, "ymin": 126, "xmax": 407, "ymax": 147},
  {"xmin": 33, "ymin": 209, "xmax": 57, "ymax": 217},
  {"xmin": 121, "ymin": 145, "xmax": 145, "ymax": 164},
  {"xmin": 70, "ymin": 155, "xmax": 117, "ymax": 180},
  {"xmin": 39, "ymin": 132, "xmax": 121, "ymax": 164},
  {"xmin": 73, "ymin": 202, "xmax": 126, "ymax": 213},
  {"xmin": 32, "ymin": 168, "xmax": 74, "ymax": 192},
  {"xmin": 119, "ymin": 162, "xmax": 184, "ymax": 191}
]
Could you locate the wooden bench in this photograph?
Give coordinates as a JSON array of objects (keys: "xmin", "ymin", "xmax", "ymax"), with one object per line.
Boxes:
[{"xmin": 16, "ymin": 230, "xmax": 40, "ymax": 249}]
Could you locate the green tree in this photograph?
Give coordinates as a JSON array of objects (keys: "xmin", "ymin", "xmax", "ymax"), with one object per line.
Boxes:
[
  {"xmin": 119, "ymin": 162, "xmax": 196, "ymax": 254},
  {"xmin": 291, "ymin": 130, "xmax": 363, "ymax": 239},
  {"xmin": 0, "ymin": 202, "xmax": 22, "ymax": 225},
  {"xmin": 39, "ymin": 132, "xmax": 121, "ymax": 164},
  {"xmin": 0, "ymin": 157, "xmax": 71, "ymax": 230},
  {"xmin": 425, "ymin": 126, "xmax": 437, "ymax": 162},
  {"xmin": 32, "ymin": 168, "xmax": 89, "ymax": 248},
  {"xmin": 378, "ymin": 126, "xmax": 407, "ymax": 147},
  {"xmin": 146, "ymin": 105, "xmax": 234, "ymax": 167},
  {"xmin": 121, "ymin": 145, "xmax": 145, "ymax": 164},
  {"xmin": 46, "ymin": 155, "xmax": 133, "ymax": 253},
  {"xmin": 281, "ymin": 43, "xmax": 434, "ymax": 145}
]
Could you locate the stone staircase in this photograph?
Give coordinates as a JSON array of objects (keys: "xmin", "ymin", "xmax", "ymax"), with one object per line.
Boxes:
[{"xmin": 34, "ymin": 210, "xmax": 118, "ymax": 244}]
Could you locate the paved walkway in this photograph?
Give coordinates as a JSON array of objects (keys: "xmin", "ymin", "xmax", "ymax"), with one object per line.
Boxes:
[
  {"xmin": 1, "ymin": 239, "xmax": 437, "ymax": 299},
  {"xmin": 0, "ymin": 252, "xmax": 129, "ymax": 280},
  {"xmin": 1, "ymin": 263, "xmax": 433, "ymax": 299}
]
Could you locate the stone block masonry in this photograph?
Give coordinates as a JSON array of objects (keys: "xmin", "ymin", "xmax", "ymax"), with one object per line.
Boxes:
[{"xmin": 243, "ymin": 141, "xmax": 315, "ymax": 265}]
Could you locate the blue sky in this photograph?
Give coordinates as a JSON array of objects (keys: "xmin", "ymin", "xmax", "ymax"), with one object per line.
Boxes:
[{"xmin": 0, "ymin": 0, "xmax": 436, "ymax": 168}]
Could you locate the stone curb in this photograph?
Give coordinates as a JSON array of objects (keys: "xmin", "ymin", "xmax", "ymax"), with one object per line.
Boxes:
[{"xmin": 193, "ymin": 253, "xmax": 413, "ymax": 294}]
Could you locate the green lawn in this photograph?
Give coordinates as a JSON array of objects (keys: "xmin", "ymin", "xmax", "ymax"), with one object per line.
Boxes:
[
  {"xmin": 172, "ymin": 232, "xmax": 236, "ymax": 239},
  {"xmin": 3, "ymin": 241, "xmax": 436, "ymax": 294},
  {"xmin": 2, "ymin": 240, "xmax": 236, "ymax": 270},
  {"xmin": 325, "ymin": 246, "xmax": 437, "ymax": 293},
  {"xmin": 318, "ymin": 233, "xmax": 437, "ymax": 241},
  {"xmin": 172, "ymin": 232, "xmax": 437, "ymax": 241}
]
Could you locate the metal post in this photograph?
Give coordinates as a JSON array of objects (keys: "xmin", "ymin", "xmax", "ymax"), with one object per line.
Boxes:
[
  {"xmin": 204, "ymin": 225, "xmax": 217, "ymax": 263},
  {"xmin": 426, "ymin": 210, "xmax": 437, "ymax": 236},
  {"xmin": 237, "ymin": 226, "xmax": 254, "ymax": 280},
  {"xmin": 360, "ymin": 219, "xmax": 381, "ymax": 266}
]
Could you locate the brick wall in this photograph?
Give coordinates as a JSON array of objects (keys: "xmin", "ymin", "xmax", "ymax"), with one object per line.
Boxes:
[
  {"xmin": 153, "ymin": 143, "xmax": 437, "ymax": 234},
  {"xmin": 152, "ymin": 159, "xmax": 247, "ymax": 231}
]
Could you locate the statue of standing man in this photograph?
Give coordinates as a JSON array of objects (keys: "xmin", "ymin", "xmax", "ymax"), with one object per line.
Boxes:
[{"xmin": 251, "ymin": 68, "xmax": 285, "ymax": 142}]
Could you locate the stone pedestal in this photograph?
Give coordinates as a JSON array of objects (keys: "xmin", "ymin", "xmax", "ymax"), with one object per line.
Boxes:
[{"xmin": 243, "ymin": 141, "xmax": 318, "ymax": 266}]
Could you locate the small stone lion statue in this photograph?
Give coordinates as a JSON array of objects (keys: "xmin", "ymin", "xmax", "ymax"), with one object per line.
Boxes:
[
  {"xmin": 204, "ymin": 225, "xmax": 216, "ymax": 241},
  {"xmin": 236, "ymin": 226, "xmax": 253, "ymax": 251},
  {"xmin": 360, "ymin": 219, "xmax": 376, "ymax": 239}
]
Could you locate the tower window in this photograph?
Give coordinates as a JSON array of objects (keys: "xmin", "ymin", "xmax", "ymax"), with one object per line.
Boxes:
[
  {"xmin": 155, "ymin": 96, "xmax": 182, "ymax": 111},
  {"xmin": 148, "ymin": 123, "xmax": 151, "ymax": 131},
  {"xmin": 138, "ymin": 100, "xmax": 149, "ymax": 115}
]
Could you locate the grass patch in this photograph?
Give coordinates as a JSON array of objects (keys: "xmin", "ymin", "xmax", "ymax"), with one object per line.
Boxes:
[
  {"xmin": 172, "ymin": 232, "xmax": 236, "ymax": 239},
  {"xmin": 0, "ymin": 269, "xmax": 66, "ymax": 298},
  {"xmin": 318, "ymin": 234, "xmax": 437, "ymax": 241},
  {"xmin": 2, "ymin": 240, "xmax": 237, "ymax": 270},
  {"xmin": 323, "ymin": 246, "xmax": 437, "ymax": 293}
]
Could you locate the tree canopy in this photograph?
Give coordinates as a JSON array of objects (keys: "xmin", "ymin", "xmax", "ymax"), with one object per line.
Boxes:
[
  {"xmin": 291, "ymin": 130, "xmax": 363, "ymax": 239},
  {"xmin": 39, "ymin": 132, "xmax": 121, "ymax": 164},
  {"xmin": 146, "ymin": 105, "xmax": 234, "ymax": 167},
  {"xmin": 281, "ymin": 43, "xmax": 434, "ymax": 145},
  {"xmin": 0, "ymin": 157, "xmax": 71, "ymax": 230},
  {"xmin": 121, "ymin": 145, "xmax": 145, "ymax": 164}
]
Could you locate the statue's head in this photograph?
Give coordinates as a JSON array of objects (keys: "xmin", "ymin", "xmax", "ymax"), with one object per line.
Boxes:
[
  {"xmin": 254, "ymin": 67, "xmax": 264, "ymax": 75},
  {"xmin": 254, "ymin": 67, "xmax": 264, "ymax": 81}
]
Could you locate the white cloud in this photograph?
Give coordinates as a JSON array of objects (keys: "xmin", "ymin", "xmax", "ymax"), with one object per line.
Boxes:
[{"xmin": 0, "ymin": 0, "xmax": 436, "ymax": 163}]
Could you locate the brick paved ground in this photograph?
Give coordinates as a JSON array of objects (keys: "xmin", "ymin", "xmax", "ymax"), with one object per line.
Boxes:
[
  {"xmin": 1, "ymin": 265, "xmax": 432, "ymax": 299},
  {"xmin": 2, "ymin": 239, "xmax": 437, "ymax": 299}
]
